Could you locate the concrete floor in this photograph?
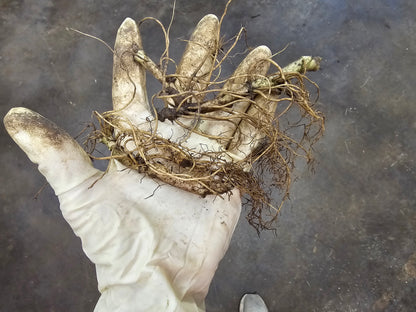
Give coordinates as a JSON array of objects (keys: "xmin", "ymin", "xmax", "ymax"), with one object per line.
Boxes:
[{"xmin": 1, "ymin": 0, "xmax": 415, "ymax": 311}]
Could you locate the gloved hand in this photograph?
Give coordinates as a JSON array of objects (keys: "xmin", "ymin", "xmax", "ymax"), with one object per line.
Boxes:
[{"xmin": 4, "ymin": 15, "xmax": 272, "ymax": 312}]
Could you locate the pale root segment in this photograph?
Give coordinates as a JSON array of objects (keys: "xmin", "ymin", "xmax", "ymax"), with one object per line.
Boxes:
[
  {"xmin": 3, "ymin": 107, "xmax": 100, "ymax": 195},
  {"xmin": 112, "ymin": 18, "xmax": 149, "ymax": 123},
  {"xmin": 175, "ymin": 14, "xmax": 219, "ymax": 100},
  {"xmin": 198, "ymin": 46, "xmax": 272, "ymax": 150}
]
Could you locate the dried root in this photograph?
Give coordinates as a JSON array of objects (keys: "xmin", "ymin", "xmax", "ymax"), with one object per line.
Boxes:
[{"xmin": 85, "ymin": 6, "xmax": 324, "ymax": 232}]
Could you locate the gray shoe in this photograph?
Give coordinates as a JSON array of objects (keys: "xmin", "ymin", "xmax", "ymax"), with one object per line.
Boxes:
[{"xmin": 239, "ymin": 294, "xmax": 269, "ymax": 312}]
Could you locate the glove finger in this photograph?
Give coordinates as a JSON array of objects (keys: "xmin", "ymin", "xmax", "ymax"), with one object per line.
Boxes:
[
  {"xmin": 198, "ymin": 46, "xmax": 271, "ymax": 148},
  {"xmin": 175, "ymin": 14, "xmax": 219, "ymax": 100},
  {"xmin": 226, "ymin": 95, "xmax": 277, "ymax": 159},
  {"xmin": 4, "ymin": 107, "xmax": 100, "ymax": 195},
  {"xmin": 112, "ymin": 18, "xmax": 150, "ymax": 123},
  {"xmin": 222, "ymin": 45, "xmax": 271, "ymax": 101}
]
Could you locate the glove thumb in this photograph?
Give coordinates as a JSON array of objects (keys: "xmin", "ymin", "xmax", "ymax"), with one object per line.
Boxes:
[{"xmin": 4, "ymin": 107, "xmax": 100, "ymax": 195}]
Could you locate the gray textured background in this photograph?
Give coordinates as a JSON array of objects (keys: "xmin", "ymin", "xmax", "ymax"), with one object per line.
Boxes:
[{"xmin": 1, "ymin": 0, "xmax": 415, "ymax": 311}]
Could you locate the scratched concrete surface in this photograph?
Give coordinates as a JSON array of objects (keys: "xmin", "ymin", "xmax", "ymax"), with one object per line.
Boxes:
[{"xmin": 1, "ymin": 0, "xmax": 415, "ymax": 311}]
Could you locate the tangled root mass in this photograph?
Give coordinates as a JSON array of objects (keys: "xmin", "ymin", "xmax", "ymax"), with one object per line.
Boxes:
[{"xmin": 85, "ymin": 9, "xmax": 324, "ymax": 232}]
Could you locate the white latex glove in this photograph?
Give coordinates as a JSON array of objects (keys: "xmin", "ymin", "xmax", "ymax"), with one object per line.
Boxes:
[{"xmin": 4, "ymin": 15, "xmax": 272, "ymax": 312}]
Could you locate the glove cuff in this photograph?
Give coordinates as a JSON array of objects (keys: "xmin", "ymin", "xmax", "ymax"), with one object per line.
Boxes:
[{"xmin": 94, "ymin": 269, "xmax": 205, "ymax": 312}]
